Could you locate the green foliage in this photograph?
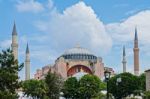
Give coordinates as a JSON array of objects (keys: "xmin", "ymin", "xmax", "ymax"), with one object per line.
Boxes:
[
  {"xmin": 143, "ymin": 91, "xmax": 150, "ymax": 99},
  {"xmin": 45, "ymin": 72, "xmax": 63, "ymax": 99},
  {"xmin": 62, "ymin": 77, "xmax": 79, "ymax": 99},
  {"xmin": 22, "ymin": 72, "xmax": 63, "ymax": 99},
  {"xmin": 138, "ymin": 73, "xmax": 146, "ymax": 91},
  {"xmin": 79, "ymin": 74, "xmax": 101, "ymax": 99},
  {"xmin": 63, "ymin": 74, "xmax": 105, "ymax": 99},
  {"xmin": 92, "ymin": 92, "xmax": 106, "ymax": 99},
  {"xmin": 100, "ymin": 81, "xmax": 106, "ymax": 90},
  {"xmin": 22, "ymin": 79, "xmax": 47, "ymax": 99},
  {"xmin": 0, "ymin": 90, "xmax": 19, "ymax": 99},
  {"xmin": 108, "ymin": 72, "xmax": 140, "ymax": 99},
  {"xmin": 0, "ymin": 49, "xmax": 23, "ymax": 99}
]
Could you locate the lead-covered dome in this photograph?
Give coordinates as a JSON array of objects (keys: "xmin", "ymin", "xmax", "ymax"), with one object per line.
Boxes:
[
  {"xmin": 64, "ymin": 44, "xmax": 92, "ymax": 55},
  {"xmin": 61, "ymin": 44, "xmax": 97, "ymax": 61}
]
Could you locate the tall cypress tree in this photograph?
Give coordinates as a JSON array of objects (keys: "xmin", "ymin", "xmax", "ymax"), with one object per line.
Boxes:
[
  {"xmin": 0, "ymin": 49, "xmax": 23, "ymax": 99},
  {"xmin": 45, "ymin": 72, "xmax": 63, "ymax": 99}
]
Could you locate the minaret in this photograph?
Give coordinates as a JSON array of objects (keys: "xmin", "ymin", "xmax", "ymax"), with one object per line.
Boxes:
[
  {"xmin": 25, "ymin": 43, "xmax": 30, "ymax": 80},
  {"xmin": 11, "ymin": 22, "xmax": 18, "ymax": 60},
  {"xmin": 122, "ymin": 46, "xmax": 127, "ymax": 73},
  {"xmin": 133, "ymin": 27, "xmax": 140, "ymax": 76}
]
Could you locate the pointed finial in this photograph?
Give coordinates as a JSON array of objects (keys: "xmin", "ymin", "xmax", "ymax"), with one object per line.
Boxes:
[
  {"xmin": 26, "ymin": 43, "xmax": 29, "ymax": 53},
  {"xmin": 12, "ymin": 21, "xmax": 17, "ymax": 35},
  {"xmin": 123, "ymin": 45, "xmax": 126, "ymax": 56},
  {"xmin": 134, "ymin": 27, "xmax": 138, "ymax": 41}
]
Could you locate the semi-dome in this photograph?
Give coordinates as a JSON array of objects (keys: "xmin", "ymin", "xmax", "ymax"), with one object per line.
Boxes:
[{"xmin": 61, "ymin": 44, "xmax": 97, "ymax": 61}]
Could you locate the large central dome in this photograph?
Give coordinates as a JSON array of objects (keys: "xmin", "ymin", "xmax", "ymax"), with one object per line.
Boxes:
[
  {"xmin": 64, "ymin": 44, "xmax": 92, "ymax": 55},
  {"xmin": 61, "ymin": 44, "xmax": 97, "ymax": 61}
]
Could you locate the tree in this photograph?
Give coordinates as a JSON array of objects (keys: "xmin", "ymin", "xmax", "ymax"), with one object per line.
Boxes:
[
  {"xmin": 22, "ymin": 79, "xmax": 48, "ymax": 99},
  {"xmin": 62, "ymin": 74, "xmax": 105, "ymax": 99},
  {"xmin": 0, "ymin": 49, "xmax": 23, "ymax": 99},
  {"xmin": 45, "ymin": 72, "xmax": 63, "ymax": 99},
  {"xmin": 100, "ymin": 81, "xmax": 106, "ymax": 90},
  {"xmin": 108, "ymin": 72, "xmax": 140, "ymax": 99},
  {"xmin": 62, "ymin": 77, "xmax": 79, "ymax": 99},
  {"xmin": 143, "ymin": 91, "xmax": 150, "ymax": 99},
  {"xmin": 92, "ymin": 92, "xmax": 106, "ymax": 99},
  {"xmin": 139, "ymin": 73, "xmax": 146, "ymax": 91},
  {"xmin": 79, "ymin": 74, "xmax": 102, "ymax": 99}
]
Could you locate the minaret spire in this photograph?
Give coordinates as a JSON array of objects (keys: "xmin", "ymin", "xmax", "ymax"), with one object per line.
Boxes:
[
  {"xmin": 122, "ymin": 45, "xmax": 127, "ymax": 73},
  {"xmin": 12, "ymin": 22, "xmax": 17, "ymax": 35},
  {"xmin": 123, "ymin": 46, "xmax": 126, "ymax": 56},
  {"xmin": 133, "ymin": 27, "xmax": 140, "ymax": 76},
  {"xmin": 11, "ymin": 21, "xmax": 18, "ymax": 60},
  {"xmin": 25, "ymin": 43, "xmax": 30, "ymax": 80},
  {"xmin": 26, "ymin": 43, "xmax": 29, "ymax": 53},
  {"xmin": 134, "ymin": 27, "xmax": 138, "ymax": 41}
]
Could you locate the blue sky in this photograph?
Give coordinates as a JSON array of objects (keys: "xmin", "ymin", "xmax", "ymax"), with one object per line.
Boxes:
[{"xmin": 0, "ymin": 0, "xmax": 150, "ymax": 79}]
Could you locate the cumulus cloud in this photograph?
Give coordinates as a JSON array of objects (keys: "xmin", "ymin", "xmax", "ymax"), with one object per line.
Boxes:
[
  {"xmin": 47, "ymin": 0, "xmax": 53, "ymax": 9},
  {"xmin": 16, "ymin": 0, "xmax": 45, "ymax": 13},
  {"xmin": 35, "ymin": 2, "xmax": 112, "ymax": 55},
  {"xmin": 106, "ymin": 10, "xmax": 150, "ymax": 53},
  {"xmin": 34, "ymin": 2, "xmax": 150, "ymax": 64},
  {"xmin": 105, "ymin": 10, "xmax": 150, "ymax": 73},
  {"xmin": 0, "ymin": 39, "xmax": 11, "ymax": 49}
]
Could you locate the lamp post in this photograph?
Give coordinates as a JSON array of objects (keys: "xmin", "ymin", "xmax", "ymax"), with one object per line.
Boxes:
[{"xmin": 104, "ymin": 70, "xmax": 111, "ymax": 99}]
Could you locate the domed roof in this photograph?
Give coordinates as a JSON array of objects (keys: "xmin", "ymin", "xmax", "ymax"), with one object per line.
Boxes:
[
  {"xmin": 60, "ymin": 44, "xmax": 97, "ymax": 61},
  {"xmin": 63, "ymin": 44, "xmax": 93, "ymax": 55}
]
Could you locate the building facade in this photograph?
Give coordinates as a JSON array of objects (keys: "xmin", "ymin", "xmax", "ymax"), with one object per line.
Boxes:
[
  {"xmin": 34, "ymin": 45, "xmax": 105, "ymax": 80},
  {"xmin": 9, "ymin": 22, "xmax": 140, "ymax": 80},
  {"xmin": 145, "ymin": 69, "xmax": 150, "ymax": 91}
]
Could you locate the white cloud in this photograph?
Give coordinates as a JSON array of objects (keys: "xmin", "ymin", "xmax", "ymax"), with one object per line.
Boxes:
[
  {"xmin": 47, "ymin": 0, "xmax": 53, "ymax": 9},
  {"xmin": 106, "ymin": 10, "xmax": 150, "ymax": 54},
  {"xmin": 105, "ymin": 10, "xmax": 150, "ymax": 74},
  {"xmin": 16, "ymin": 0, "xmax": 45, "ymax": 13},
  {"xmin": 16, "ymin": 0, "xmax": 54, "ymax": 13},
  {"xmin": 0, "ymin": 39, "xmax": 11, "ymax": 49},
  {"xmin": 35, "ymin": 1, "xmax": 112, "ymax": 55}
]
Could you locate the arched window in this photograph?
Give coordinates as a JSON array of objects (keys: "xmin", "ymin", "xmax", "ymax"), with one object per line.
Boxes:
[
  {"xmin": 74, "ymin": 55, "xmax": 77, "ymax": 59},
  {"xmin": 70, "ymin": 55, "xmax": 72, "ymax": 59},
  {"xmin": 81, "ymin": 54, "xmax": 83, "ymax": 59},
  {"xmin": 86, "ymin": 55, "xmax": 88, "ymax": 59}
]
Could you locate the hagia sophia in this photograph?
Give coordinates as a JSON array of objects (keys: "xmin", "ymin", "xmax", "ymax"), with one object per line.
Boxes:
[
  {"xmin": 10, "ymin": 22, "xmax": 139, "ymax": 80},
  {"xmin": 34, "ymin": 44, "xmax": 114, "ymax": 80}
]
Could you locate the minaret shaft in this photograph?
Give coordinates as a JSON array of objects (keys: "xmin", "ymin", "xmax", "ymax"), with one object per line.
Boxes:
[
  {"xmin": 11, "ymin": 22, "xmax": 18, "ymax": 60},
  {"xmin": 133, "ymin": 28, "xmax": 140, "ymax": 76},
  {"xmin": 122, "ymin": 46, "xmax": 127, "ymax": 73},
  {"xmin": 122, "ymin": 59, "xmax": 126, "ymax": 73},
  {"xmin": 134, "ymin": 47, "xmax": 139, "ymax": 75},
  {"xmin": 25, "ymin": 44, "xmax": 30, "ymax": 80}
]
